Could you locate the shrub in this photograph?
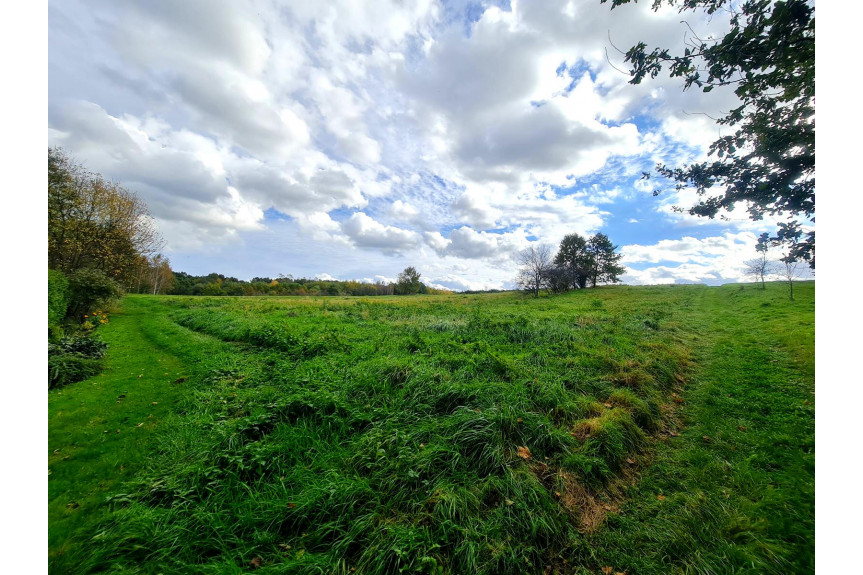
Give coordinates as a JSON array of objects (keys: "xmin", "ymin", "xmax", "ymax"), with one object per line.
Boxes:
[
  {"xmin": 48, "ymin": 269, "xmax": 70, "ymax": 328},
  {"xmin": 48, "ymin": 334, "xmax": 108, "ymax": 388},
  {"xmin": 54, "ymin": 335, "xmax": 108, "ymax": 358},
  {"xmin": 67, "ymin": 268, "xmax": 122, "ymax": 320},
  {"xmin": 48, "ymin": 353, "xmax": 103, "ymax": 389}
]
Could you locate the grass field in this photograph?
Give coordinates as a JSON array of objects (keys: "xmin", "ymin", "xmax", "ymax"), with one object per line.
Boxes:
[{"xmin": 48, "ymin": 282, "xmax": 814, "ymax": 574}]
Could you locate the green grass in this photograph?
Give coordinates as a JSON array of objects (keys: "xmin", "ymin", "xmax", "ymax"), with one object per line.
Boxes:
[
  {"xmin": 48, "ymin": 282, "xmax": 814, "ymax": 574},
  {"xmin": 48, "ymin": 300, "xmax": 226, "ymax": 562}
]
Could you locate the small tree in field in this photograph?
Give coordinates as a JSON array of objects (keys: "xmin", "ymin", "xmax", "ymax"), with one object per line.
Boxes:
[
  {"xmin": 781, "ymin": 255, "xmax": 804, "ymax": 301},
  {"xmin": 743, "ymin": 246, "xmax": 779, "ymax": 290},
  {"xmin": 516, "ymin": 244, "xmax": 553, "ymax": 297}
]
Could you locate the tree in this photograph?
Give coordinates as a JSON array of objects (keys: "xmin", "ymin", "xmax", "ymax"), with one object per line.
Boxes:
[
  {"xmin": 66, "ymin": 268, "xmax": 122, "ymax": 321},
  {"xmin": 554, "ymin": 233, "xmax": 590, "ymax": 289},
  {"xmin": 396, "ymin": 266, "xmax": 422, "ymax": 295},
  {"xmin": 49, "ymin": 148, "xmax": 166, "ymax": 289},
  {"xmin": 515, "ymin": 244, "xmax": 554, "ymax": 297},
  {"xmin": 780, "ymin": 252, "xmax": 804, "ymax": 301},
  {"xmin": 605, "ymin": 0, "xmax": 815, "ymax": 267},
  {"xmin": 148, "ymin": 255, "xmax": 175, "ymax": 295},
  {"xmin": 586, "ymin": 233, "xmax": 626, "ymax": 287},
  {"xmin": 546, "ymin": 265, "xmax": 572, "ymax": 294},
  {"xmin": 742, "ymin": 244, "xmax": 778, "ymax": 289}
]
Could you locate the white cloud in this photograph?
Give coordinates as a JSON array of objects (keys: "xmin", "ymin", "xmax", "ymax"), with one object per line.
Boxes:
[
  {"xmin": 622, "ymin": 233, "xmax": 756, "ymax": 266},
  {"xmin": 340, "ymin": 212, "xmax": 420, "ymax": 253},
  {"xmin": 618, "ymin": 231, "xmax": 814, "ymax": 285},
  {"xmin": 446, "ymin": 227, "xmax": 509, "ymax": 259},
  {"xmin": 423, "ymin": 231, "xmax": 450, "ymax": 253},
  {"xmin": 387, "ymin": 199, "xmax": 420, "ymax": 222},
  {"xmin": 47, "ymin": 0, "xmax": 790, "ymax": 291}
]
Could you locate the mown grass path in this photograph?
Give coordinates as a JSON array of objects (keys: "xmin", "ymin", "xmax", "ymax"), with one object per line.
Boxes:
[
  {"xmin": 587, "ymin": 283, "xmax": 814, "ymax": 574},
  {"xmin": 48, "ymin": 284, "xmax": 814, "ymax": 574},
  {"xmin": 48, "ymin": 298, "xmax": 206, "ymax": 566}
]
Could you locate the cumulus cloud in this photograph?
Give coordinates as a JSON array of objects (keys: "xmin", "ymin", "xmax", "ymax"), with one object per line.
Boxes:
[
  {"xmin": 340, "ymin": 212, "xmax": 421, "ymax": 253},
  {"xmin": 622, "ymin": 233, "xmax": 757, "ymax": 266},
  {"xmin": 449, "ymin": 182, "xmax": 606, "ymax": 246},
  {"xmin": 426, "ymin": 274, "xmax": 504, "ymax": 293},
  {"xmin": 425, "ymin": 226, "xmax": 527, "ymax": 261},
  {"xmin": 388, "ymin": 199, "xmax": 420, "ymax": 222},
  {"xmin": 617, "ymin": 232, "xmax": 812, "ymax": 285},
  {"xmin": 48, "ymin": 0, "xmax": 774, "ymax": 288}
]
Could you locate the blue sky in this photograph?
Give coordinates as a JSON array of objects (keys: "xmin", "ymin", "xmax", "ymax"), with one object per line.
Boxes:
[{"xmin": 46, "ymin": 0, "xmax": 814, "ymax": 290}]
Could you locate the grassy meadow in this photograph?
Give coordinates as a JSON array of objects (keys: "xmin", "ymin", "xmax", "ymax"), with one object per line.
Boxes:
[{"xmin": 48, "ymin": 282, "xmax": 814, "ymax": 574}]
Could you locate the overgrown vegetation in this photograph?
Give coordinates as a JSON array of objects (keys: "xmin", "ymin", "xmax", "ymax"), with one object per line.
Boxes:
[
  {"xmin": 48, "ymin": 268, "xmax": 119, "ymax": 389},
  {"xmin": 48, "ymin": 148, "xmax": 172, "ymax": 388},
  {"xmin": 49, "ymin": 283, "xmax": 813, "ymax": 574}
]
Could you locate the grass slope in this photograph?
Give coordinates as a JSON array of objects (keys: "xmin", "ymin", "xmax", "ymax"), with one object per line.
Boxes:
[{"xmin": 48, "ymin": 282, "xmax": 814, "ymax": 574}]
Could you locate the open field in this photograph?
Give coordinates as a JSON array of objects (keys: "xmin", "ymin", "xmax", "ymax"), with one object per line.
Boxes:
[{"xmin": 48, "ymin": 282, "xmax": 814, "ymax": 574}]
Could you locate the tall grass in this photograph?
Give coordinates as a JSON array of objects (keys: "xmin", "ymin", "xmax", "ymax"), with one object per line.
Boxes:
[{"xmin": 49, "ymin": 283, "xmax": 814, "ymax": 574}]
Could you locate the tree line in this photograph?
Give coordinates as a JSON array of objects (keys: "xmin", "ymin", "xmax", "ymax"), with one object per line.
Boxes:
[
  {"xmin": 49, "ymin": 148, "xmax": 173, "ymax": 297},
  {"xmin": 168, "ymin": 267, "xmax": 449, "ymax": 297},
  {"xmin": 516, "ymin": 232, "xmax": 625, "ymax": 296},
  {"xmin": 49, "ymin": 149, "xmax": 449, "ymax": 299},
  {"xmin": 48, "ymin": 147, "xmax": 174, "ymax": 387}
]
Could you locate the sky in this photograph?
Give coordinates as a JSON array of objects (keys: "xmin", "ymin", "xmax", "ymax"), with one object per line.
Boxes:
[{"xmin": 46, "ymin": 0, "xmax": 815, "ymax": 290}]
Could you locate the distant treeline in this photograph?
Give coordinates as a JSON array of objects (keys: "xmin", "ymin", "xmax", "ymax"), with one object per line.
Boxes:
[{"xmin": 169, "ymin": 272, "xmax": 452, "ymax": 297}]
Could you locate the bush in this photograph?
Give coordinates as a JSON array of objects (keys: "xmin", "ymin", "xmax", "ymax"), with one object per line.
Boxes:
[
  {"xmin": 48, "ymin": 269, "xmax": 70, "ymax": 328},
  {"xmin": 53, "ymin": 335, "xmax": 108, "ymax": 358},
  {"xmin": 48, "ymin": 353, "xmax": 103, "ymax": 389},
  {"xmin": 48, "ymin": 334, "xmax": 108, "ymax": 388},
  {"xmin": 67, "ymin": 268, "xmax": 122, "ymax": 320}
]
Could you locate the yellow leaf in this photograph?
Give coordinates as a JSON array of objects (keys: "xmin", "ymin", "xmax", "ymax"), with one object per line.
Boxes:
[{"xmin": 516, "ymin": 446, "xmax": 532, "ymax": 459}]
